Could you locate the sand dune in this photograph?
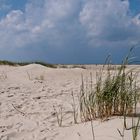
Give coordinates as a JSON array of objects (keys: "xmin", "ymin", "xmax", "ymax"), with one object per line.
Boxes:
[{"xmin": 0, "ymin": 64, "xmax": 140, "ymax": 140}]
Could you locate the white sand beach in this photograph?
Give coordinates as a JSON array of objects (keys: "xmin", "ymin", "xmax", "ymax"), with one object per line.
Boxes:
[{"xmin": 0, "ymin": 64, "xmax": 140, "ymax": 140}]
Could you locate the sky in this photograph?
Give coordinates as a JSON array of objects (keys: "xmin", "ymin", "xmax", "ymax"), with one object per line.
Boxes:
[{"xmin": 0, "ymin": 0, "xmax": 140, "ymax": 64}]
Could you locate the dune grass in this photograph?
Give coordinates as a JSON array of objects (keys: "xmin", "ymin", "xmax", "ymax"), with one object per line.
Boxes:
[
  {"xmin": 79, "ymin": 48, "xmax": 140, "ymax": 122},
  {"xmin": 0, "ymin": 60, "xmax": 17, "ymax": 66},
  {"xmin": 78, "ymin": 48, "xmax": 140, "ymax": 140}
]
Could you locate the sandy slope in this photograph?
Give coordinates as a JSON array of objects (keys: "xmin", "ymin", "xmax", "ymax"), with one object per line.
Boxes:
[{"xmin": 0, "ymin": 64, "xmax": 140, "ymax": 140}]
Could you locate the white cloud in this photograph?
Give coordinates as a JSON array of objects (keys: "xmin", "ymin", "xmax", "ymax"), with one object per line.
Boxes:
[
  {"xmin": 0, "ymin": 0, "xmax": 83, "ymax": 49},
  {"xmin": 79, "ymin": 0, "xmax": 140, "ymax": 47},
  {"xmin": 0, "ymin": 0, "xmax": 140, "ymax": 52},
  {"xmin": 133, "ymin": 13, "xmax": 140, "ymax": 25}
]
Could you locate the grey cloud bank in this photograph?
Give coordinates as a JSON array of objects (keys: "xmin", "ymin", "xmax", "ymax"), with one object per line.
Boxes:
[{"xmin": 0, "ymin": 0, "xmax": 140, "ymax": 64}]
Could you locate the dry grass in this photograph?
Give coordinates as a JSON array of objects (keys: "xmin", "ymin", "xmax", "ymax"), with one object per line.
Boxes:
[
  {"xmin": 53, "ymin": 105, "xmax": 63, "ymax": 127},
  {"xmin": 0, "ymin": 71, "xmax": 7, "ymax": 80},
  {"xmin": 71, "ymin": 91, "xmax": 78, "ymax": 124}
]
